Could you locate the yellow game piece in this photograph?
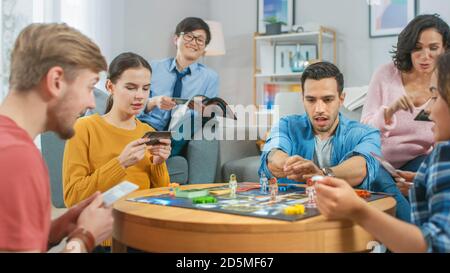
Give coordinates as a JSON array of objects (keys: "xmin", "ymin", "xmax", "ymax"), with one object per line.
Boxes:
[{"xmin": 283, "ymin": 204, "xmax": 305, "ymax": 215}]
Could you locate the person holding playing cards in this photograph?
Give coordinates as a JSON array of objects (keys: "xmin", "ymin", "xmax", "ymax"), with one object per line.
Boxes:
[{"xmin": 361, "ymin": 15, "xmax": 449, "ymax": 182}]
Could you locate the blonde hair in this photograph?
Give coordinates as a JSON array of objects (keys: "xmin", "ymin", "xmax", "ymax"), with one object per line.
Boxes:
[{"xmin": 9, "ymin": 23, "xmax": 107, "ymax": 91}]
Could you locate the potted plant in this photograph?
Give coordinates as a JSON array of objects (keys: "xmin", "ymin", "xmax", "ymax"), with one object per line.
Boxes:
[{"xmin": 264, "ymin": 16, "xmax": 286, "ymax": 35}]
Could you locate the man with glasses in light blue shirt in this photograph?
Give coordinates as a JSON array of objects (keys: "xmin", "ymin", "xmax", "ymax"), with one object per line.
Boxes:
[{"xmin": 138, "ymin": 17, "xmax": 219, "ymax": 156}]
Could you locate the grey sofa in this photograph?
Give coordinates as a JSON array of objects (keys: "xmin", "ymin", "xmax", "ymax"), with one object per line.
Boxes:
[{"xmin": 41, "ymin": 88, "xmax": 219, "ymax": 208}]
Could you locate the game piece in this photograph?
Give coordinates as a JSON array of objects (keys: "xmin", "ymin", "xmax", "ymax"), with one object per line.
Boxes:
[
  {"xmin": 229, "ymin": 174, "xmax": 237, "ymax": 198},
  {"xmin": 283, "ymin": 204, "xmax": 305, "ymax": 215},
  {"xmin": 175, "ymin": 188, "xmax": 209, "ymax": 199},
  {"xmin": 305, "ymin": 178, "xmax": 317, "ymax": 208},
  {"xmin": 355, "ymin": 189, "xmax": 371, "ymax": 199},
  {"xmin": 311, "ymin": 175, "xmax": 325, "ymax": 182},
  {"xmin": 259, "ymin": 172, "xmax": 268, "ymax": 194},
  {"xmin": 192, "ymin": 196, "xmax": 217, "ymax": 204},
  {"xmin": 269, "ymin": 177, "xmax": 278, "ymax": 201},
  {"xmin": 169, "ymin": 183, "xmax": 180, "ymax": 197}
]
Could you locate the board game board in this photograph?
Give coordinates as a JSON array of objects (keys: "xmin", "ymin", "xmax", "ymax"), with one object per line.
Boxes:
[{"xmin": 127, "ymin": 183, "xmax": 391, "ymax": 222}]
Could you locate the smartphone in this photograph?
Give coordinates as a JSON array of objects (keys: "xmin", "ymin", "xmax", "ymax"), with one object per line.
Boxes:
[
  {"xmin": 414, "ymin": 109, "xmax": 431, "ymax": 122},
  {"xmin": 142, "ymin": 131, "xmax": 172, "ymax": 145},
  {"xmin": 102, "ymin": 181, "xmax": 139, "ymax": 207},
  {"xmin": 370, "ymin": 152, "xmax": 401, "ymax": 178},
  {"xmin": 172, "ymin": 98, "xmax": 189, "ymax": 105}
]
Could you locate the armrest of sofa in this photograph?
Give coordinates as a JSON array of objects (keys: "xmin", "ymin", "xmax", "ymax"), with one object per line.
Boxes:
[{"xmin": 41, "ymin": 132, "xmax": 67, "ymax": 208}]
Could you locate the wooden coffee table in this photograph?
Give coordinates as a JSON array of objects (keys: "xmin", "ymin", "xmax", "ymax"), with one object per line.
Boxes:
[{"xmin": 112, "ymin": 183, "xmax": 396, "ymax": 253}]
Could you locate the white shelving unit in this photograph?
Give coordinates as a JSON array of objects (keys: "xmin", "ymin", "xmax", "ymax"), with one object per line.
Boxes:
[
  {"xmin": 254, "ymin": 31, "xmax": 334, "ymax": 43},
  {"xmin": 252, "ymin": 26, "xmax": 337, "ymax": 106},
  {"xmin": 255, "ymin": 72, "xmax": 303, "ymax": 78}
]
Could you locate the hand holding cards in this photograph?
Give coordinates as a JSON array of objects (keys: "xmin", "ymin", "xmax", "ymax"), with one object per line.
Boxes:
[
  {"xmin": 172, "ymin": 98, "xmax": 189, "ymax": 105},
  {"xmin": 414, "ymin": 109, "xmax": 432, "ymax": 121},
  {"xmin": 142, "ymin": 131, "xmax": 172, "ymax": 145},
  {"xmin": 102, "ymin": 181, "xmax": 139, "ymax": 207}
]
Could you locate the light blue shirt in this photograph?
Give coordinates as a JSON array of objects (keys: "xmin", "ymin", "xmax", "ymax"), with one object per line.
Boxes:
[
  {"xmin": 137, "ymin": 58, "xmax": 219, "ymax": 131},
  {"xmin": 259, "ymin": 113, "xmax": 382, "ymax": 188}
]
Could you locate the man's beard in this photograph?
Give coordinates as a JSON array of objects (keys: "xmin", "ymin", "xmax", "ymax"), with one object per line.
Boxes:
[
  {"xmin": 312, "ymin": 113, "xmax": 339, "ymax": 134},
  {"xmin": 46, "ymin": 95, "xmax": 77, "ymax": 140}
]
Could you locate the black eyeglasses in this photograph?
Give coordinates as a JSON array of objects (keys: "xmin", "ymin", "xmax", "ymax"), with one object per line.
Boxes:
[{"xmin": 180, "ymin": 32, "xmax": 206, "ymax": 47}]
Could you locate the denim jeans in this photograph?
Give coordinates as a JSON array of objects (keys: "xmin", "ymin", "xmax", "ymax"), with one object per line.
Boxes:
[
  {"xmin": 399, "ymin": 155, "xmax": 427, "ymax": 172},
  {"xmin": 370, "ymin": 168, "xmax": 411, "ymax": 222}
]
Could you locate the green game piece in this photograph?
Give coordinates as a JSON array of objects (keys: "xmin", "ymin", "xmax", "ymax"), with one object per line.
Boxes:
[
  {"xmin": 192, "ymin": 196, "xmax": 217, "ymax": 204},
  {"xmin": 175, "ymin": 188, "xmax": 209, "ymax": 199}
]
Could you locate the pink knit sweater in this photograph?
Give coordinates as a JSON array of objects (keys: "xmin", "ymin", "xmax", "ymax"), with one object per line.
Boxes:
[{"xmin": 361, "ymin": 63, "xmax": 434, "ymax": 168}]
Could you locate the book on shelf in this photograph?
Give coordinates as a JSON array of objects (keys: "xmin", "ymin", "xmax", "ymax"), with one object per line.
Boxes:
[
  {"xmin": 263, "ymin": 83, "xmax": 278, "ymax": 110},
  {"xmin": 263, "ymin": 82, "xmax": 301, "ymax": 109}
]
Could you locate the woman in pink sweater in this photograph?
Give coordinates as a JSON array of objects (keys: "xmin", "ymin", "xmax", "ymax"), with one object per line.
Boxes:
[{"xmin": 362, "ymin": 15, "xmax": 449, "ymax": 191}]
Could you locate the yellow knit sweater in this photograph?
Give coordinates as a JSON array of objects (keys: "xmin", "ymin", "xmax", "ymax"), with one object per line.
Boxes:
[{"xmin": 62, "ymin": 114, "xmax": 170, "ymax": 247}]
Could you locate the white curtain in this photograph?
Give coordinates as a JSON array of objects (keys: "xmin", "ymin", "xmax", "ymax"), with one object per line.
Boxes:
[{"xmin": 0, "ymin": 0, "xmax": 115, "ymax": 102}]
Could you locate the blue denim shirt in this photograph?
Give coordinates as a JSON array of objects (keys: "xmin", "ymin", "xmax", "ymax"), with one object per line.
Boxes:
[
  {"xmin": 137, "ymin": 58, "xmax": 219, "ymax": 131},
  {"xmin": 259, "ymin": 113, "xmax": 381, "ymax": 188}
]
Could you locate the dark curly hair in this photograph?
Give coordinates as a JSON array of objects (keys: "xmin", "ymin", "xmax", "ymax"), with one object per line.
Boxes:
[
  {"xmin": 437, "ymin": 51, "xmax": 450, "ymax": 107},
  {"xmin": 301, "ymin": 62, "xmax": 344, "ymax": 95},
  {"xmin": 391, "ymin": 14, "xmax": 450, "ymax": 72}
]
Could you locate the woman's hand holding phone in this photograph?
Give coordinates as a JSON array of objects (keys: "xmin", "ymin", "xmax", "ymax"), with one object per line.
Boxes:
[
  {"xmin": 147, "ymin": 138, "xmax": 171, "ymax": 165},
  {"xmin": 118, "ymin": 139, "xmax": 148, "ymax": 168}
]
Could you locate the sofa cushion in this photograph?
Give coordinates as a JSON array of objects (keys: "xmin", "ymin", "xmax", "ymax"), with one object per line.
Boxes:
[
  {"xmin": 222, "ymin": 155, "xmax": 260, "ymax": 183},
  {"xmin": 187, "ymin": 139, "xmax": 219, "ymax": 184},
  {"xmin": 166, "ymin": 156, "xmax": 188, "ymax": 184}
]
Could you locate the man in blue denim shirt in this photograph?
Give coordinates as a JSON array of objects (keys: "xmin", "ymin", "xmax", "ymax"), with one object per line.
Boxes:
[
  {"xmin": 259, "ymin": 62, "xmax": 410, "ymax": 221},
  {"xmin": 138, "ymin": 17, "xmax": 219, "ymax": 155}
]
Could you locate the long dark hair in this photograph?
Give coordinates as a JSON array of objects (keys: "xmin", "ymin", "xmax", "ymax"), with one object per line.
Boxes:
[
  {"xmin": 391, "ymin": 14, "xmax": 450, "ymax": 72},
  {"xmin": 437, "ymin": 51, "xmax": 450, "ymax": 107},
  {"xmin": 104, "ymin": 52, "xmax": 152, "ymax": 114}
]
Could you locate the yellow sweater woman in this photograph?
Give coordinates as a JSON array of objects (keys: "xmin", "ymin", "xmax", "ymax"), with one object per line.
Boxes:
[
  {"xmin": 63, "ymin": 52, "xmax": 171, "ymax": 249},
  {"xmin": 63, "ymin": 114, "xmax": 170, "ymax": 206}
]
